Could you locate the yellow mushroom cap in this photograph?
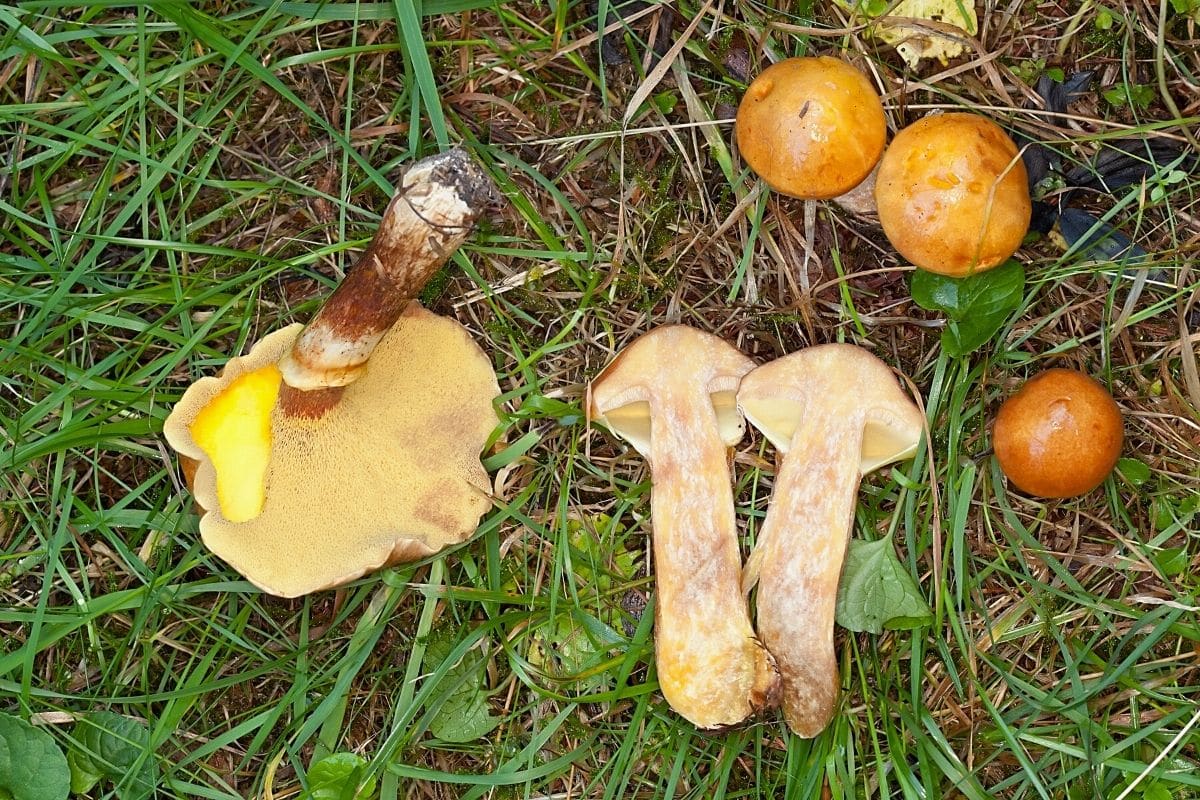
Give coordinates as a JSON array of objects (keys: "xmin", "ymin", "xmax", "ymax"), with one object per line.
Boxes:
[
  {"xmin": 735, "ymin": 56, "xmax": 887, "ymax": 200},
  {"xmin": 875, "ymin": 112, "xmax": 1031, "ymax": 276},
  {"xmin": 164, "ymin": 305, "xmax": 499, "ymax": 597}
]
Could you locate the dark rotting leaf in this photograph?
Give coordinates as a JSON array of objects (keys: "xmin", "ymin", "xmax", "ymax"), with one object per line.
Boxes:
[
  {"xmin": 1058, "ymin": 207, "xmax": 1149, "ymax": 263},
  {"xmin": 1033, "ymin": 71, "xmax": 1096, "ymax": 116},
  {"xmin": 588, "ymin": 0, "xmax": 676, "ymax": 68},
  {"xmin": 1018, "ymin": 72, "xmax": 1095, "ymax": 190},
  {"xmin": 1030, "ymin": 200, "xmax": 1060, "ymax": 234},
  {"xmin": 1065, "ymin": 138, "xmax": 1195, "ymax": 195},
  {"xmin": 1022, "ymin": 140, "xmax": 1055, "ymax": 189}
]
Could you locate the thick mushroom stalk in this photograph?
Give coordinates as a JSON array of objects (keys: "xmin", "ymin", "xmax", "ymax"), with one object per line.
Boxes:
[
  {"xmin": 164, "ymin": 149, "xmax": 502, "ymax": 597},
  {"xmin": 737, "ymin": 345, "xmax": 923, "ymax": 738},
  {"xmin": 588, "ymin": 326, "xmax": 779, "ymax": 729},
  {"xmin": 278, "ymin": 148, "xmax": 498, "ymax": 416}
]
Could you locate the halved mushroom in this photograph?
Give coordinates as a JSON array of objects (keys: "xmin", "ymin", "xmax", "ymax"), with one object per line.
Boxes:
[
  {"xmin": 588, "ymin": 326, "xmax": 780, "ymax": 729},
  {"xmin": 164, "ymin": 149, "xmax": 502, "ymax": 597},
  {"xmin": 737, "ymin": 344, "xmax": 924, "ymax": 737}
]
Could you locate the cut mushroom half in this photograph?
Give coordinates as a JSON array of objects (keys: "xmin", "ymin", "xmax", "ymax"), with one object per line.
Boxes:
[
  {"xmin": 164, "ymin": 149, "xmax": 502, "ymax": 597},
  {"xmin": 588, "ymin": 326, "xmax": 780, "ymax": 729},
  {"xmin": 737, "ymin": 344, "xmax": 924, "ymax": 738}
]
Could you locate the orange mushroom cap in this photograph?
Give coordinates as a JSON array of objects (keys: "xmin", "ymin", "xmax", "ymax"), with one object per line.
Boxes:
[
  {"xmin": 736, "ymin": 56, "xmax": 887, "ymax": 200},
  {"xmin": 993, "ymin": 368, "xmax": 1123, "ymax": 499},
  {"xmin": 875, "ymin": 112, "xmax": 1031, "ymax": 276}
]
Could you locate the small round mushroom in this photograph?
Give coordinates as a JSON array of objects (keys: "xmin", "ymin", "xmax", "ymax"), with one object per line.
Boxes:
[
  {"xmin": 993, "ymin": 368, "xmax": 1123, "ymax": 499},
  {"xmin": 164, "ymin": 149, "xmax": 502, "ymax": 597},
  {"xmin": 735, "ymin": 56, "xmax": 887, "ymax": 200},
  {"xmin": 875, "ymin": 112, "xmax": 1031, "ymax": 276}
]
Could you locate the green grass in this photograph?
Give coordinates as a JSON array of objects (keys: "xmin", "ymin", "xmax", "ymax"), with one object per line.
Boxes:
[{"xmin": 2, "ymin": 1, "xmax": 1199, "ymax": 798}]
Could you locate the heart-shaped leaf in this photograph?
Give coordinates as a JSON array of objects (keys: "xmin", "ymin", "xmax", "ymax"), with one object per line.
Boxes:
[
  {"xmin": 68, "ymin": 712, "xmax": 157, "ymax": 800},
  {"xmin": 421, "ymin": 629, "xmax": 499, "ymax": 744},
  {"xmin": 835, "ymin": 535, "xmax": 932, "ymax": 634}
]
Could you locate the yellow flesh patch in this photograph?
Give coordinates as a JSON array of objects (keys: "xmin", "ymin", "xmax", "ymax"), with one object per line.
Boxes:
[{"xmin": 190, "ymin": 365, "xmax": 282, "ymax": 522}]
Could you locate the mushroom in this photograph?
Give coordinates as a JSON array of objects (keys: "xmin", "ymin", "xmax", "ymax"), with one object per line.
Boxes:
[
  {"xmin": 587, "ymin": 326, "xmax": 780, "ymax": 729},
  {"xmin": 993, "ymin": 367, "xmax": 1123, "ymax": 498},
  {"xmin": 735, "ymin": 55, "xmax": 888, "ymax": 280},
  {"xmin": 735, "ymin": 56, "xmax": 887, "ymax": 201},
  {"xmin": 737, "ymin": 344, "xmax": 924, "ymax": 738},
  {"xmin": 875, "ymin": 112, "xmax": 1031, "ymax": 276},
  {"xmin": 164, "ymin": 149, "xmax": 502, "ymax": 597}
]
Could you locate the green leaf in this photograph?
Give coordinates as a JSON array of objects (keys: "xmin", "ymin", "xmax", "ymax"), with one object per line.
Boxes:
[
  {"xmin": 528, "ymin": 611, "xmax": 612, "ymax": 693},
  {"xmin": 1103, "ymin": 83, "xmax": 1155, "ymax": 109},
  {"xmin": 68, "ymin": 712, "xmax": 157, "ymax": 800},
  {"xmin": 910, "ymin": 260, "xmax": 1025, "ymax": 357},
  {"xmin": 836, "ymin": 535, "xmax": 933, "ymax": 634},
  {"xmin": 66, "ymin": 749, "xmax": 103, "ymax": 795},
  {"xmin": 1116, "ymin": 457, "xmax": 1151, "ymax": 486},
  {"xmin": 302, "ymin": 753, "xmax": 377, "ymax": 800},
  {"xmin": 421, "ymin": 629, "xmax": 499, "ymax": 744},
  {"xmin": 1170, "ymin": 0, "xmax": 1200, "ymax": 20},
  {"xmin": 1154, "ymin": 546, "xmax": 1189, "ymax": 578},
  {"xmin": 0, "ymin": 713, "xmax": 70, "ymax": 800}
]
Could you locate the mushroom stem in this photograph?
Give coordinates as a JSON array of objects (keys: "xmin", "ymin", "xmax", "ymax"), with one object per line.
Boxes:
[
  {"xmin": 277, "ymin": 148, "xmax": 496, "ymax": 418},
  {"xmin": 645, "ymin": 388, "xmax": 779, "ymax": 728},
  {"xmin": 748, "ymin": 411, "xmax": 863, "ymax": 736}
]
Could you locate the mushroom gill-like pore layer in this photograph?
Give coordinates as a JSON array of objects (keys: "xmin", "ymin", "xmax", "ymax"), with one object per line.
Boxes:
[{"xmin": 165, "ymin": 305, "xmax": 499, "ymax": 597}]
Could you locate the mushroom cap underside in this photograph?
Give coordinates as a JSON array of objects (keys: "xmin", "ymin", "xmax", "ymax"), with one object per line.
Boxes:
[
  {"xmin": 587, "ymin": 326, "xmax": 756, "ymax": 459},
  {"xmin": 737, "ymin": 344, "xmax": 924, "ymax": 473},
  {"xmin": 164, "ymin": 305, "xmax": 500, "ymax": 597}
]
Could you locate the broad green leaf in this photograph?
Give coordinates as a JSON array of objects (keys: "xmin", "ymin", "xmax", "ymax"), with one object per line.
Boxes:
[
  {"xmin": 421, "ymin": 629, "xmax": 499, "ymax": 744},
  {"xmin": 1153, "ymin": 546, "xmax": 1189, "ymax": 578},
  {"xmin": 0, "ymin": 713, "xmax": 70, "ymax": 800},
  {"xmin": 528, "ymin": 611, "xmax": 612, "ymax": 694},
  {"xmin": 836, "ymin": 535, "xmax": 933, "ymax": 634},
  {"xmin": 911, "ymin": 260, "xmax": 1025, "ymax": 357},
  {"xmin": 302, "ymin": 752, "xmax": 377, "ymax": 800},
  {"xmin": 69, "ymin": 711, "xmax": 157, "ymax": 799},
  {"xmin": 1116, "ymin": 457, "xmax": 1151, "ymax": 486},
  {"xmin": 66, "ymin": 749, "xmax": 103, "ymax": 795}
]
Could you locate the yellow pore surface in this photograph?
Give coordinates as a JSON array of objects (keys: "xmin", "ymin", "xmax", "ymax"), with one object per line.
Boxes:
[{"xmin": 190, "ymin": 365, "xmax": 282, "ymax": 523}]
